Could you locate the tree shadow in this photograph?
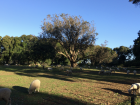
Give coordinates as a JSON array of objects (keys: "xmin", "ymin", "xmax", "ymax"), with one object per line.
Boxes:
[
  {"xmin": 0, "ymin": 66, "xmax": 140, "ymax": 85},
  {"xmin": 0, "ymin": 86, "xmax": 90, "ymax": 105}
]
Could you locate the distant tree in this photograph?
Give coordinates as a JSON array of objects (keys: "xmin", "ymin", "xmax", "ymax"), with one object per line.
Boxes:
[
  {"xmin": 1, "ymin": 35, "xmax": 14, "ymax": 64},
  {"xmin": 40, "ymin": 13, "xmax": 98, "ymax": 67},
  {"xmin": 113, "ymin": 46, "xmax": 130, "ymax": 64},
  {"xmin": 129, "ymin": 0, "xmax": 140, "ymax": 5}
]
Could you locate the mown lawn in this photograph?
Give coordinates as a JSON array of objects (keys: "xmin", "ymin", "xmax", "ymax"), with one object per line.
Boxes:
[{"xmin": 0, "ymin": 65, "xmax": 140, "ymax": 105}]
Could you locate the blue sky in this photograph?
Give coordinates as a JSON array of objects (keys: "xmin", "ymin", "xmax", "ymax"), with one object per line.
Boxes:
[{"xmin": 0, "ymin": 0, "xmax": 140, "ymax": 49}]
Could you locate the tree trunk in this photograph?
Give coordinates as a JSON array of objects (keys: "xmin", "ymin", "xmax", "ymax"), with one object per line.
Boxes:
[{"xmin": 70, "ymin": 61, "xmax": 77, "ymax": 68}]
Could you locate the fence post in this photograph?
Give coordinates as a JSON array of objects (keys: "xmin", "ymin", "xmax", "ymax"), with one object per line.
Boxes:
[{"xmin": 131, "ymin": 95, "xmax": 136, "ymax": 105}]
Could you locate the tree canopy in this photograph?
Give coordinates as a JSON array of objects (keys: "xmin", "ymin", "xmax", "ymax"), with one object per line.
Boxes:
[{"xmin": 40, "ymin": 13, "xmax": 98, "ymax": 67}]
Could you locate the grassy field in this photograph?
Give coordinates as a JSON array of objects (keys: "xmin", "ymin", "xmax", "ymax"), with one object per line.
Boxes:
[{"xmin": 0, "ymin": 65, "xmax": 140, "ymax": 105}]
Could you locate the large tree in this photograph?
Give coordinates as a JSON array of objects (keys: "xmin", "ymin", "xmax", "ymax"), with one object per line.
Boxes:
[
  {"xmin": 129, "ymin": 0, "xmax": 140, "ymax": 5},
  {"xmin": 40, "ymin": 14, "xmax": 98, "ymax": 67}
]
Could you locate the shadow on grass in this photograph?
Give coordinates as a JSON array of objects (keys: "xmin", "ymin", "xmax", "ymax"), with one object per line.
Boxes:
[
  {"xmin": 0, "ymin": 66, "xmax": 140, "ymax": 85},
  {"xmin": 0, "ymin": 85, "xmax": 89, "ymax": 105}
]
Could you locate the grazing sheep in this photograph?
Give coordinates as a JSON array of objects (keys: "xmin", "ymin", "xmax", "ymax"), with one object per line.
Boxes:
[
  {"xmin": 104, "ymin": 71, "xmax": 112, "ymax": 75},
  {"xmin": 59, "ymin": 67, "xmax": 64, "ymax": 70},
  {"xmin": 4, "ymin": 64, "xmax": 9, "ymax": 66},
  {"xmin": 48, "ymin": 67, "xmax": 52, "ymax": 70},
  {"xmin": 106, "ymin": 67, "xmax": 109, "ymax": 69},
  {"xmin": 110, "ymin": 68, "xmax": 115, "ymax": 73},
  {"xmin": 28, "ymin": 79, "xmax": 41, "ymax": 94},
  {"xmin": 117, "ymin": 68, "xmax": 120, "ymax": 71},
  {"xmin": 56, "ymin": 65, "xmax": 61, "ymax": 67},
  {"xmin": 0, "ymin": 88, "xmax": 11, "ymax": 105},
  {"xmin": 128, "ymin": 83, "xmax": 140, "ymax": 95},
  {"xmin": 133, "ymin": 70, "xmax": 137, "ymax": 75},
  {"xmin": 127, "ymin": 70, "xmax": 130, "ymax": 75},
  {"xmin": 66, "ymin": 69, "xmax": 72, "ymax": 76},
  {"xmin": 98, "ymin": 70, "xmax": 104, "ymax": 74}
]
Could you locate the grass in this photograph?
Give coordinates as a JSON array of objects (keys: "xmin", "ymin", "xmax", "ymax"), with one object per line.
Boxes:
[{"xmin": 0, "ymin": 65, "xmax": 140, "ymax": 105}]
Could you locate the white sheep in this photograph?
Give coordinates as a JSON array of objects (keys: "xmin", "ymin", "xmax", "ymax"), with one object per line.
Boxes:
[
  {"xmin": 28, "ymin": 79, "xmax": 41, "ymax": 94},
  {"xmin": 127, "ymin": 70, "xmax": 130, "ymax": 75},
  {"xmin": 133, "ymin": 70, "xmax": 137, "ymax": 75},
  {"xmin": 110, "ymin": 68, "xmax": 115, "ymax": 73},
  {"xmin": 104, "ymin": 70, "xmax": 112, "ymax": 75},
  {"xmin": 128, "ymin": 83, "xmax": 140, "ymax": 95},
  {"xmin": 66, "ymin": 69, "xmax": 72, "ymax": 76},
  {"xmin": 48, "ymin": 67, "xmax": 52, "ymax": 70},
  {"xmin": 98, "ymin": 70, "xmax": 104, "ymax": 74},
  {"xmin": 0, "ymin": 88, "xmax": 11, "ymax": 105}
]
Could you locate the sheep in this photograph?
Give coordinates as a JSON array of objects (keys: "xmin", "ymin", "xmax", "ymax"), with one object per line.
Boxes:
[
  {"xmin": 117, "ymin": 68, "xmax": 120, "ymax": 71},
  {"xmin": 28, "ymin": 79, "xmax": 41, "ymax": 94},
  {"xmin": 104, "ymin": 70, "xmax": 112, "ymax": 75},
  {"xmin": 56, "ymin": 65, "xmax": 61, "ymax": 67},
  {"xmin": 110, "ymin": 68, "xmax": 115, "ymax": 73},
  {"xmin": 106, "ymin": 67, "xmax": 109, "ymax": 69},
  {"xmin": 66, "ymin": 69, "xmax": 72, "ymax": 76},
  {"xmin": 133, "ymin": 70, "xmax": 137, "ymax": 75},
  {"xmin": 70, "ymin": 67, "xmax": 73, "ymax": 70},
  {"xmin": 128, "ymin": 83, "xmax": 140, "ymax": 95},
  {"xmin": 59, "ymin": 67, "xmax": 64, "ymax": 70},
  {"xmin": 48, "ymin": 67, "xmax": 52, "ymax": 70},
  {"xmin": 0, "ymin": 88, "xmax": 11, "ymax": 105},
  {"xmin": 98, "ymin": 70, "xmax": 104, "ymax": 74},
  {"xmin": 127, "ymin": 70, "xmax": 130, "ymax": 75},
  {"xmin": 4, "ymin": 64, "xmax": 9, "ymax": 66}
]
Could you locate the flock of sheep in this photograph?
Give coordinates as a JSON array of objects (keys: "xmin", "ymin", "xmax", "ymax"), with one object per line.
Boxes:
[
  {"xmin": 1, "ymin": 65, "xmax": 140, "ymax": 105},
  {"xmin": 0, "ymin": 79, "xmax": 40, "ymax": 105},
  {"xmin": 98, "ymin": 66, "xmax": 137, "ymax": 75}
]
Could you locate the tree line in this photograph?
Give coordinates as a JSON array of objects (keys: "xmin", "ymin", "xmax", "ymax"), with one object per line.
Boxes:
[{"xmin": 0, "ymin": 14, "xmax": 140, "ymax": 68}]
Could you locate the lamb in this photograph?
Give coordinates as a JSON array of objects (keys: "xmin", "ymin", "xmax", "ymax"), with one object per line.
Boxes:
[
  {"xmin": 28, "ymin": 79, "xmax": 41, "ymax": 94},
  {"xmin": 133, "ymin": 70, "xmax": 137, "ymax": 75},
  {"xmin": 0, "ymin": 88, "xmax": 11, "ymax": 105},
  {"xmin": 98, "ymin": 70, "xmax": 104, "ymax": 74},
  {"xmin": 66, "ymin": 69, "xmax": 72, "ymax": 76},
  {"xmin": 128, "ymin": 83, "xmax": 140, "ymax": 95},
  {"xmin": 127, "ymin": 70, "xmax": 130, "ymax": 75}
]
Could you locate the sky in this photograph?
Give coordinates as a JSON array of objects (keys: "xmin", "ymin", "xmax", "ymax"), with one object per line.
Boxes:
[{"xmin": 0, "ymin": 0, "xmax": 140, "ymax": 49}]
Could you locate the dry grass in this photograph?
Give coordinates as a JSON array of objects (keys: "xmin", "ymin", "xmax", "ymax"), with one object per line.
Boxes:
[{"xmin": 0, "ymin": 65, "xmax": 140, "ymax": 105}]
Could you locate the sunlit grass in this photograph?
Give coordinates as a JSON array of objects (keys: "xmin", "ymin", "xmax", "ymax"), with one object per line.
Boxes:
[{"xmin": 0, "ymin": 65, "xmax": 140, "ymax": 105}]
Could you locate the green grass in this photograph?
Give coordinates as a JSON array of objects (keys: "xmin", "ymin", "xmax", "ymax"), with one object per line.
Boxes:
[{"xmin": 0, "ymin": 65, "xmax": 140, "ymax": 105}]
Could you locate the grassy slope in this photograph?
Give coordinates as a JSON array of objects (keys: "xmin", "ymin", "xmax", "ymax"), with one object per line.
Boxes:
[{"xmin": 0, "ymin": 65, "xmax": 140, "ymax": 105}]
